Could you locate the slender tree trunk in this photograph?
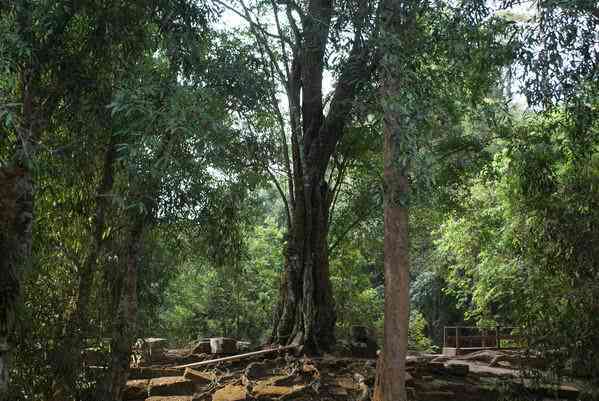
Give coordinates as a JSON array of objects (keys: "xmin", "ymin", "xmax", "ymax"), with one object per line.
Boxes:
[
  {"xmin": 108, "ymin": 215, "xmax": 144, "ymax": 401},
  {"xmin": 374, "ymin": 0, "xmax": 411, "ymax": 395},
  {"xmin": 375, "ymin": 163, "xmax": 410, "ymax": 401},
  {"xmin": 106, "ymin": 124, "xmax": 169, "ymax": 398},
  {"xmin": 72, "ymin": 136, "xmax": 117, "ymax": 338},
  {"xmin": 52, "ymin": 135, "xmax": 117, "ymax": 399}
]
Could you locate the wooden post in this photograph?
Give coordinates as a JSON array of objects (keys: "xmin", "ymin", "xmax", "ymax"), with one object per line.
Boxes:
[
  {"xmin": 443, "ymin": 327, "xmax": 446, "ymax": 348},
  {"xmin": 455, "ymin": 327, "xmax": 459, "ymax": 349},
  {"xmin": 495, "ymin": 326, "xmax": 500, "ymax": 349}
]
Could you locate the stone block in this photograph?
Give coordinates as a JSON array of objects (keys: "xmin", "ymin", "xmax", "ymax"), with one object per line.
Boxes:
[
  {"xmin": 148, "ymin": 377, "xmax": 194, "ymax": 396},
  {"xmin": 210, "ymin": 338, "xmax": 237, "ymax": 354}
]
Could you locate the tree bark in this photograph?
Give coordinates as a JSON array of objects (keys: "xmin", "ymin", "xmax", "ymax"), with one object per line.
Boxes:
[
  {"xmin": 272, "ymin": 169, "xmax": 337, "ymax": 353},
  {"xmin": 0, "ymin": 64, "xmax": 37, "ymax": 399},
  {"xmin": 108, "ymin": 214, "xmax": 145, "ymax": 401},
  {"xmin": 0, "ymin": 168, "xmax": 34, "ymax": 399},
  {"xmin": 374, "ymin": 0, "xmax": 412, "ymax": 396},
  {"xmin": 375, "ymin": 163, "xmax": 410, "ymax": 401},
  {"xmin": 0, "ymin": 167, "xmax": 32, "ymax": 400}
]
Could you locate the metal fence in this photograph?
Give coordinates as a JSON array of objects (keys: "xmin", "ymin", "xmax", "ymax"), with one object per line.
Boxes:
[{"xmin": 443, "ymin": 326, "xmax": 523, "ymax": 350}]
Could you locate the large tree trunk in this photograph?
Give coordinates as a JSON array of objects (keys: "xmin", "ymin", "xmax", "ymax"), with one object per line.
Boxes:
[
  {"xmin": 272, "ymin": 168, "xmax": 336, "ymax": 353},
  {"xmin": 0, "ymin": 168, "xmax": 34, "ymax": 400},
  {"xmin": 1, "ymin": 66, "xmax": 37, "ymax": 399},
  {"xmin": 268, "ymin": 0, "xmax": 375, "ymax": 353},
  {"xmin": 0, "ymin": 167, "xmax": 33, "ymax": 399}
]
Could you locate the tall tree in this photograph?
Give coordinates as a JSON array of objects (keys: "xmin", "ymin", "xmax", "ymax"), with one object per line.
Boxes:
[
  {"xmin": 373, "ymin": 0, "xmax": 513, "ymax": 397},
  {"xmin": 0, "ymin": 2, "xmax": 78, "ymax": 396},
  {"xmin": 103, "ymin": 19, "xmax": 270, "ymax": 397},
  {"xmin": 373, "ymin": 0, "xmax": 413, "ymax": 398},
  {"xmin": 222, "ymin": 0, "xmax": 381, "ymax": 353}
]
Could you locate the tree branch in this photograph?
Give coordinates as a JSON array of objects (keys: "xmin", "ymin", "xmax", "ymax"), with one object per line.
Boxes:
[
  {"xmin": 217, "ymin": 0, "xmax": 290, "ymax": 84},
  {"xmin": 238, "ymin": 111, "xmax": 293, "ymax": 228},
  {"xmin": 328, "ymin": 157, "xmax": 351, "ymax": 227},
  {"xmin": 271, "ymin": 0, "xmax": 292, "ymax": 82},
  {"xmin": 320, "ymin": 41, "xmax": 372, "ymax": 166},
  {"xmin": 264, "ymin": 163, "xmax": 292, "ymax": 229},
  {"xmin": 328, "ymin": 203, "xmax": 375, "ymax": 255}
]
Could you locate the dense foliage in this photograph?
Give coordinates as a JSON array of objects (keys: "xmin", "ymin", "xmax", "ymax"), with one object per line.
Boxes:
[{"xmin": 436, "ymin": 96, "xmax": 599, "ymax": 381}]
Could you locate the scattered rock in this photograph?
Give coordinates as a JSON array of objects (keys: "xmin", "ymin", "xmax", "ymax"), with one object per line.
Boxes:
[
  {"xmin": 123, "ymin": 350, "xmax": 582, "ymax": 401},
  {"xmin": 244, "ymin": 362, "xmax": 269, "ymax": 379},
  {"xmin": 236, "ymin": 341, "xmax": 251, "ymax": 352},
  {"xmin": 419, "ymin": 390, "xmax": 455, "ymax": 400},
  {"xmin": 135, "ymin": 338, "xmax": 169, "ymax": 364},
  {"xmin": 350, "ymin": 326, "xmax": 370, "ymax": 342},
  {"xmin": 124, "ymin": 379, "xmax": 148, "ymax": 400},
  {"xmin": 268, "ymin": 375, "xmax": 303, "ymax": 387},
  {"xmin": 353, "ymin": 373, "xmax": 369, "ymax": 401},
  {"xmin": 161, "ymin": 349, "xmax": 198, "ymax": 364},
  {"xmin": 277, "ymin": 385, "xmax": 313, "ymax": 401},
  {"xmin": 184, "ymin": 368, "xmax": 216, "ymax": 384},
  {"xmin": 210, "ymin": 338, "xmax": 237, "ymax": 355},
  {"xmin": 459, "ymin": 350, "xmax": 507, "ymax": 364},
  {"xmin": 327, "ymin": 386, "xmax": 348, "ymax": 396},
  {"xmin": 556, "ymin": 385, "xmax": 580, "ymax": 399},
  {"xmin": 212, "ymin": 384, "xmax": 247, "ymax": 401},
  {"xmin": 192, "ymin": 341, "xmax": 212, "ymax": 355},
  {"xmin": 301, "ymin": 360, "xmax": 320, "ymax": 379},
  {"xmin": 335, "ymin": 376, "xmax": 356, "ymax": 391},
  {"xmin": 129, "ymin": 367, "xmax": 184, "ymax": 380},
  {"xmin": 148, "ymin": 377, "xmax": 194, "ymax": 396},
  {"xmin": 446, "ymin": 363, "xmax": 469, "ymax": 376},
  {"xmin": 407, "ymin": 355, "xmax": 434, "ymax": 365},
  {"xmin": 252, "ymin": 383, "xmax": 306, "ymax": 398},
  {"xmin": 430, "ymin": 355, "xmax": 452, "ymax": 364},
  {"xmin": 348, "ymin": 340, "xmax": 378, "ymax": 359},
  {"xmin": 192, "ymin": 391, "xmax": 213, "ymax": 401},
  {"xmin": 429, "ymin": 361, "xmax": 446, "ymax": 374},
  {"xmin": 146, "ymin": 397, "xmax": 193, "ymax": 401},
  {"xmin": 536, "ymin": 384, "xmax": 580, "ymax": 400}
]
